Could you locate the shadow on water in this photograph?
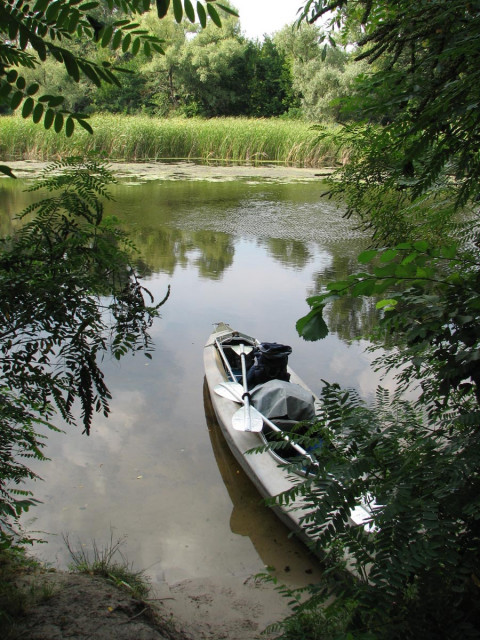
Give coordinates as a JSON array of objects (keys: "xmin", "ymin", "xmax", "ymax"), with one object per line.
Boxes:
[{"xmin": 203, "ymin": 379, "xmax": 323, "ymax": 586}]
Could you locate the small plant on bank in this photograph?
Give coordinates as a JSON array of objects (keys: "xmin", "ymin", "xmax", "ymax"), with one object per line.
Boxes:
[{"xmin": 63, "ymin": 532, "xmax": 150, "ymax": 600}]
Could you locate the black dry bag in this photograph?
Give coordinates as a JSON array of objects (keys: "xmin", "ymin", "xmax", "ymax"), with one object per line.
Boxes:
[{"xmin": 246, "ymin": 342, "xmax": 292, "ymax": 387}]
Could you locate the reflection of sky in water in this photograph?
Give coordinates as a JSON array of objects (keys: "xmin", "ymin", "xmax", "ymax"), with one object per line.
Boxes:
[{"xmin": 16, "ymin": 177, "xmax": 389, "ymax": 587}]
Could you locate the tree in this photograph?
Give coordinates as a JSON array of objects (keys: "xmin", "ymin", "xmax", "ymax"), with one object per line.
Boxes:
[
  {"xmin": 269, "ymin": 2, "xmax": 480, "ymax": 637},
  {"xmin": 275, "ymin": 22, "xmax": 367, "ymax": 122},
  {"xmin": 176, "ymin": 11, "xmax": 248, "ymax": 116},
  {"xmin": 298, "ymin": 0, "xmax": 480, "ymax": 240},
  {"xmin": 0, "ymin": 1, "xmax": 237, "ymax": 544},
  {"xmin": 244, "ymin": 37, "xmax": 298, "ymax": 117}
]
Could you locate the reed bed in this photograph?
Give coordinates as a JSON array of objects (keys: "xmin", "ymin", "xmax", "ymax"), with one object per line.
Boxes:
[{"xmin": 0, "ymin": 114, "xmax": 340, "ymax": 167}]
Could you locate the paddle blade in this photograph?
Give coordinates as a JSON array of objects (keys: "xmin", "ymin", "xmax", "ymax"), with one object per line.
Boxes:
[
  {"xmin": 230, "ymin": 344, "xmax": 254, "ymax": 356},
  {"xmin": 214, "ymin": 382, "xmax": 244, "ymax": 403},
  {"xmin": 232, "ymin": 405, "xmax": 263, "ymax": 432}
]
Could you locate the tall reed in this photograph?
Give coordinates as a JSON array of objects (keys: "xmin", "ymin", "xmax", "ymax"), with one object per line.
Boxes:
[{"xmin": 0, "ymin": 114, "xmax": 340, "ymax": 167}]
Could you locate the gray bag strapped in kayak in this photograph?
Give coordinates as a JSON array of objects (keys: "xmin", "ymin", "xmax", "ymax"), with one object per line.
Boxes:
[
  {"xmin": 250, "ymin": 379, "xmax": 316, "ymax": 421},
  {"xmin": 246, "ymin": 342, "xmax": 292, "ymax": 387}
]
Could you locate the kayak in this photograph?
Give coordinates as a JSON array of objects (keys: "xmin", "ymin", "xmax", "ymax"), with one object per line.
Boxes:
[
  {"xmin": 204, "ymin": 322, "xmax": 374, "ymax": 559},
  {"xmin": 203, "ymin": 321, "xmax": 324, "ymax": 550}
]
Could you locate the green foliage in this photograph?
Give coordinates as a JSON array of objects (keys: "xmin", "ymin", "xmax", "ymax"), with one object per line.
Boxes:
[
  {"xmin": 300, "ymin": 0, "xmax": 480, "ymax": 239},
  {"xmin": 274, "ymin": 382, "xmax": 480, "ymax": 638},
  {"xmin": 0, "ymin": 157, "xmax": 168, "ymax": 546},
  {"xmin": 244, "ymin": 37, "xmax": 299, "ymax": 118},
  {"xmin": 287, "ymin": 1, "xmax": 480, "ymax": 637},
  {"xmin": 275, "ymin": 22, "xmax": 368, "ymax": 123},
  {"xmin": 298, "ymin": 237, "xmax": 480, "ymax": 412}
]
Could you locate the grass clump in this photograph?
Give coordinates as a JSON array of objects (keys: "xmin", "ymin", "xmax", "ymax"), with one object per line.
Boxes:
[{"xmin": 63, "ymin": 532, "xmax": 150, "ymax": 600}]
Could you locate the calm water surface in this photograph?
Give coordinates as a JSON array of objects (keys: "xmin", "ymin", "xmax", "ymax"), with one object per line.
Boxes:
[{"xmin": 4, "ymin": 168, "xmax": 392, "ymax": 586}]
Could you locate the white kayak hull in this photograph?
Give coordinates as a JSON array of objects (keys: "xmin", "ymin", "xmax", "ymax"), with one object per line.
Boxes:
[{"xmin": 203, "ymin": 322, "xmax": 320, "ymax": 551}]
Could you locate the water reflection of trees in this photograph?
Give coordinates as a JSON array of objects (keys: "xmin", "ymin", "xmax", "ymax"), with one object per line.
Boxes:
[
  {"xmin": 192, "ymin": 230, "xmax": 235, "ymax": 280},
  {"xmin": 309, "ymin": 251, "xmax": 380, "ymax": 343},
  {"xmin": 260, "ymin": 237, "xmax": 313, "ymax": 270},
  {"xmin": 130, "ymin": 226, "xmax": 235, "ymax": 278}
]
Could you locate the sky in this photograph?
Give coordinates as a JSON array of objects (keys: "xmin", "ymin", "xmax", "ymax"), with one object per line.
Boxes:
[{"xmin": 229, "ymin": 1, "xmax": 304, "ymax": 41}]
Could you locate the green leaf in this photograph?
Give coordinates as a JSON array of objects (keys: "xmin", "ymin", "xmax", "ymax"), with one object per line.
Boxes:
[
  {"xmin": 45, "ymin": 95, "xmax": 65, "ymax": 107},
  {"xmin": 440, "ymin": 244, "xmax": 457, "ymax": 259},
  {"xmin": 45, "ymin": 1, "xmax": 61, "ymax": 23},
  {"xmin": 215, "ymin": 2, "xmax": 239, "ymax": 16},
  {"xmin": 373, "ymin": 264, "xmax": 397, "ymax": 278},
  {"xmin": 207, "ymin": 2, "xmax": 221, "ymax": 26},
  {"xmin": 63, "ymin": 52, "xmax": 80, "ymax": 82},
  {"xmin": 44, "ymin": 109, "xmax": 55, "ymax": 129},
  {"xmin": 54, "ymin": 112, "xmax": 64, "ymax": 133},
  {"xmin": 0, "ymin": 165, "xmax": 17, "ymax": 179},
  {"xmin": 33, "ymin": 0, "xmax": 51, "ymax": 11},
  {"xmin": 376, "ymin": 299, "xmax": 398, "ymax": 310},
  {"xmin": 10, "ymin": 91, "xmax": 24, "ymax": 111},
  {"xmin": 358, "ymin": 249, "xmax": 378, "ymax": 263},
  {"xmin": 78, "ymin": 61, "xmax": 101, "ymax": 86},
  {"xmin": 131, "ymin": 37, "xmax": 141, "ymax": 56},
  {"xmin": 184, "ymin": 0, "xmax": 195, "ymax": 22},
  {"xmin": 156, "ymin": 0, "xmax": 170, "ymax": 18},
  {"xmin": 413, "ymin": 240, "xmax": 429, "ymax": 252},
  {"xmin": 22, "ymin": 97, "xmax": 35, "ymax": 118},
  {"xmin": 101, "ymin": 25, "xmax": 114, "ymax": 48},
  {"xmin": 32, "ymin": 103, "xmax": 44, "ymax": 123},
  {"xmin": 112, "ymin": 29, "xmax": 123, "ymax": 50},
  {"xmin": 327, "ymin": 280, "xmax": 351, "ymax": 292},
  {"xmin": 172, "ymin": 0, "xmax": 183, "ymax": 22},
  {"xmin": 76, "ymin": 118, "xmax": 93, "ymax": 134},
  {"xmin": 401, "ymin": 252, "xmax": 418, "ymax": 266},
  {"xmin": 26, "ymin": 83, "xmax": 40, "ymax": 96},
  {"xmin": 352, "ymin": 279, "xmax": 376, "ymax": 296},
  {"xmin": 380, "ymin": 248, "xmax": 399, "ymax": 263},
  {"xmin": 196, "ymin": 1, "xmax": 207, "ymax": 27},
  {"xmin": 65, "ymin": 117, "xmax": 75, "ymax": 138},
  {"xmin": 296, "ymin": 307, "xmax": 329, "ymax": 341},
  {"xmin": 122, "ymin": 33, "xmax": 132, "ymax": 53},
  {"xmin": 68, "ymin": 10, "xmax": 80, "ymax": 33},
  {"xmin": 6, "ymin": 70, "xmax": 18, "ymax": 83},
  {"xmin": 16, "ymin": 77, "xmax": 26, "ymax": 91}
]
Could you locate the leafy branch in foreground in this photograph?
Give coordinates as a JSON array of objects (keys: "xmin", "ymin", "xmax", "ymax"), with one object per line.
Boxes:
[
  {"xmin": 271, "ymin": 383, "xmax": 480, "ymax": 639},
  {"xmin": 289, "ymin": 232, "xmax": 480, "ymax": 638},
  {"xmin": 297, "ymin": 237, "xmax": 480, "ymax": 411},
  {"xmin": 0, "ymin": 157, "xmax": 168, "ymax": 547}
]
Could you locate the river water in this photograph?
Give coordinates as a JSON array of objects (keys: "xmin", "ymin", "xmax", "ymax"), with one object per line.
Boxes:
[{"xmin": 3, "ymin": 163, "xmax": 391, "ymax": 587}]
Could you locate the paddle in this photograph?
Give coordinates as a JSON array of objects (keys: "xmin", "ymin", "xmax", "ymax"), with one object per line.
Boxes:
[
  {"xmin": 230, "ymin": 344, "xmax": 263, "ymax": 433},
  {"xmin": 214, "ymin": 380, "xmax": 318, "ymax": 466}
]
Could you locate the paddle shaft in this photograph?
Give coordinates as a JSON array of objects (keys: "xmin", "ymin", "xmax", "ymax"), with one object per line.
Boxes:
[
  {"xmin": 238, "ymin": 344, "xmax": 253, "ymax": 431},
  {"xmin": 215, "ymin": 337, "xmax": 237, "ymax": 382}
]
